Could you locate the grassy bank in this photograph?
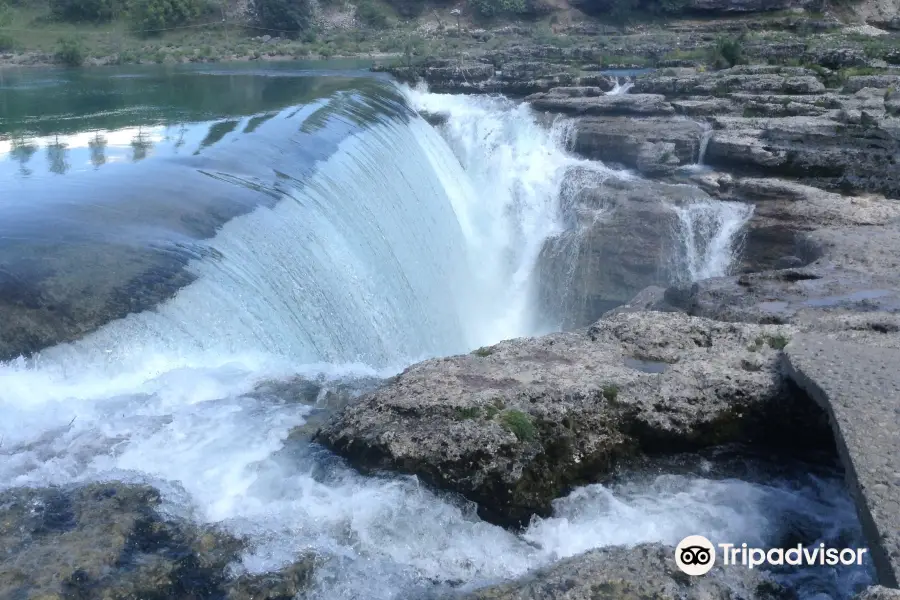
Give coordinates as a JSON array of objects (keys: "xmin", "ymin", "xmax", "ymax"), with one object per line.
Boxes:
[{"xmin": 0, "ymin": 0, "xmax": 450, "ymax": 67}]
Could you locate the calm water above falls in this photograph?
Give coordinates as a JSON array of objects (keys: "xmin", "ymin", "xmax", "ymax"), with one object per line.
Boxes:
[{"xmin": 0, "ymin": 64, "xmax": 872, "ymax": 599}]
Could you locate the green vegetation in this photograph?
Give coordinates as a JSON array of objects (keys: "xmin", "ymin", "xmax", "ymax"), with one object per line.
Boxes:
[
  {"xmin": 711, "ymin": 35, "xmax": 744, "ymax": 69},
  {"xmin": 472, "ymin": 346, "xmax": 494, "ymax": 357},
  {"xmin": 129, "ymin": 0, "xmax": 209, "ymax": 35},
  {"xmin": 765, "ymin": 333, "xmax": 789, "ymax": 350},
  {"xmin": 578, "ymin": 0, "xmax": 687, "ymax": 23},
  {"xmin": 453, "ymin": 406, "xmax": 483, "ymax": 420},
  {"xmin": 355, "ymin": 0, "xmax": 393, "ymax": 27},
  {"xmin": 602, "ymin": 384, "xmax": 619, "ymax": 402},
  {"xmin": 749, "ymin": 333, "xmax": 790, "ymax": 351},
  {"xmin": 500, "ymin": 409, "xmax": 537, "ymax": 442},
  {"xmin": 250, "ymin": 0, "xmax": 315, "ymax": 36},
  {"xmin": 50, "ymin": 0, "xmax": 119, "ymax": 23},
  {"xmin": 55, "ymin": 34, "xmax": 85, "ymax": 65},
  {"xmin": 470, "ymin": 0, "xmax": 527, "ymax": 18}
]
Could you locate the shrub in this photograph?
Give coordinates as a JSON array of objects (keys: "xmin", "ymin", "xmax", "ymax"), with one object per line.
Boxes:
[
  {"xmin": 453, "ymin": 406, "xmax": 481, "ymax": 420},
  {"xmin": 55, "ymin": 35, "xmax": 85, "ymax": 66},
  {"xmin": 50, "ymin": 0, "xmax": 121, "ymax": 22},
  {"xmin": 472, "ymin": 346, "xmax": 493, "ymax": 357},
  {"xmin": 250, "ymin": 0, "xmax": 316, "ymax": 36},
  {"xmin": 602, "ymin": 384, "xmax": 619, "ymax": 402},
  {"xmin": 129, "ymin": 0, "xmax": 207, "ymax": 35},
  {"xmin": 765, "ymin": 333, "xmax": 789, "ymax": 350},
  {"xmin": 711, "ymin": 35, "xmax": 744, "ymax": 69},
  {"xmin": 356, "ymin": 0, "xmax": 391, "ymax": 27},
  {"xmin": 500, "ymin": 409, "xmax": 537, "ymax": 442},
  {"xmin": 0, "ymin": 33, "xmax": 14, "ymax": 52},
  {"xmin": 469, "ymin": 0, "xmax": 526, "ymax": 18}
]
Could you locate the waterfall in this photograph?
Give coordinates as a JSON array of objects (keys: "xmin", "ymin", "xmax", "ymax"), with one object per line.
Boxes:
[
  {"xmin": 696, "ymin": 120, "xmax": 713, "ymax": 165},
  {"xmin": 672, "ymin": 199, "xmax": 754, "ymax": 282},
  {"xmin": 606, "ymin": 77, "xmax": 634, "ymax": 95},
  {"xmin": 0, "ymin": 80, "xmax": 855, "ymax": 600}
]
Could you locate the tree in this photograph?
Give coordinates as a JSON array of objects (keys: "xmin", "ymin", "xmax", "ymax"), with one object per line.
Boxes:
[
  {"xmin": 250, "ymin": 0, "xmax": 317, "ymax": 36},
  {"xmin": 50, "ymin": 0, "xmax": 121, "ymax": 22},
  {"xmin": 128, "ymin": 0, "xmax": 206, "ymax": 35}
]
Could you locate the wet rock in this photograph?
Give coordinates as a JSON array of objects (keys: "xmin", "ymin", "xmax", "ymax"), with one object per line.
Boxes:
[
  {"xmin": 534, "ymin": 176, "xmax": 709, "ymax": 328},
  {"xmin": 0, "ymin": 482, "xmax": 316, "ymax": 600},
  {"xmin": 315, "ymin": 311, "xmax": 830, "ymax": 527},
  {"xmin": 525, "ymin": 92, "xmax": 675, "ymax": 116},
  {"xmin": 858, "ymin": 586, "xmax": 900, "ymax": 600},
  {"xmin": 570, "ymin": 116, "xmax": 706, "ymax": 172},
  {"xmin": 226, "ymin": 558, "xmax": 318, "ymax": 600},
  {"xmin": 457, "ymin": 543, "xmax": 791, "ymax": 600}
]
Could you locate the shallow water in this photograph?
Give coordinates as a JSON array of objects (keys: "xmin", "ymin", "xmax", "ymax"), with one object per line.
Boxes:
[{"xmin": 0, "ymin": 64, "xmax": 873, "ymax": 599}]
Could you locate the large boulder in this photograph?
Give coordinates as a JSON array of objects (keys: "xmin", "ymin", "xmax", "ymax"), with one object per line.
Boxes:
[
  {"xmin": 457, "ymin": 543, "xmax": 790, "ymax": 600},
  {"xmin": 534, "ymin": 176, "xmax": 713, "ymax": 329},
  {"xmin": 315, "ymin": 311, "xmax": 831, "ymax": 527},
  {"xmin": 0, "ymin": 482, "xmax": 317, "ymax": 600}
]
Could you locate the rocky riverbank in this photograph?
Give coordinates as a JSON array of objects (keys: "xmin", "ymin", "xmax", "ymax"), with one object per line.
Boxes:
[{"xmin": 318, "ymin": 37, "xmax": 900, "ymax": 597}]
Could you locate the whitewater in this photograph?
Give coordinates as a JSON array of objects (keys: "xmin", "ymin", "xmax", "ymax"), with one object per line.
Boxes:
[{"xmin": 0, "ymin": 82, "xmax": 865, "ymax": 599}]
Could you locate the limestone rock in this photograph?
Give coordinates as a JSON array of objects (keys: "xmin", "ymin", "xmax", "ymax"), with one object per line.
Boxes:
[
  {"xmin": 526, "ymin": 92, "xmax": 675, "ymax": 116},
  {"xmin": 534, "ymin": 176, "xmax": 709, "ymax": 328},
  {"xmin": 570, "ymin": 116, "xmax": 706, "ymax": 172},
  {"xmin": 315, "ymin": 311, "xmax": 830, "ymax": 527}
]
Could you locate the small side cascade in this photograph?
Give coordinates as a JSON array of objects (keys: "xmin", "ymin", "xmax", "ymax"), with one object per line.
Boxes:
[
  {"xmin": 696, "ymin": 121, "xmax": 713, "ymax": 166},
  {"xmin": 606, "ymin": 77, "xmax": 634, "ymax": 96}
]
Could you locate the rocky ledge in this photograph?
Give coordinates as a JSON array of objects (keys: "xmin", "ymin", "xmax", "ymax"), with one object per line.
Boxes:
[{"xmin": 315, "ymin": 310, "xmax": 835, "ymax": 527}]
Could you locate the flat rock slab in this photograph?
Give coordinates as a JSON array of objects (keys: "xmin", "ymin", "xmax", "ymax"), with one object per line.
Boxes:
[{"xmin": 783, "ymin": 334, "xmax": 900, "ymax": 588}]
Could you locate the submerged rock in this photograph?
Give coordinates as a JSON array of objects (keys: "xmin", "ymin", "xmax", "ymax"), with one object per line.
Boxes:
[
  {"xmin": 0, "ymin": 482, "xmax": 317, "ymax": 600},
  {"xmin": 456, "ymin": 543, "xmax": 791, "ymax": 600},
  {"xmin": 315, "ymin": 311, "xmax": 831, "ymax": 527}
]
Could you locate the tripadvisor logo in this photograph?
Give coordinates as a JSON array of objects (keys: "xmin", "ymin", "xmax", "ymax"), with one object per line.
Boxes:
[
  {"xmin": 674, "ymin": 536, "xmax": 870, "ymax": 576},
  {"xmin": 675, "ymin": 535, "xmax": 716, "ymax": 576}
]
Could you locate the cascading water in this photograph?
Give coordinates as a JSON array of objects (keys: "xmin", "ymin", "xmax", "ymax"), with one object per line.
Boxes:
[
  {"xmin": 0, "ymin": 75, "xmax": 869, "ymax": 600},
  {"xmin": 697, "ymin": 120, "xmax": 713, "ymax": 165},
  {"xmin": 672, "ymin": 199, "xmax": 755, "ymax": 282},
  {"xmin": 607, "ymin": 77, "xmax": 634, "ymax": 95}
]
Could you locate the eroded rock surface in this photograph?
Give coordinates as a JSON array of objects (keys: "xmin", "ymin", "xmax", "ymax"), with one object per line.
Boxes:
[{"xmin": 316, "ymin": 311, "xmax": 830, "ymax": 526}]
